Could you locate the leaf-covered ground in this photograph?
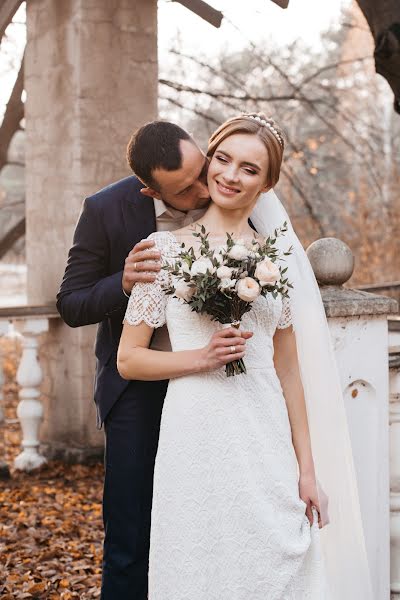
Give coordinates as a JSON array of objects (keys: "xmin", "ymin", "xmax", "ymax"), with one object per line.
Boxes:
[{"xmin": 0, "ymin": 336, "xmax": 104, "ymax": 599}]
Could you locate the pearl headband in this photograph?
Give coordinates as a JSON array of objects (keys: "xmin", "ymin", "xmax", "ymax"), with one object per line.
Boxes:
[{"xmin": 246, "ymin": 115, "xmax": 284, "ymax": 147}]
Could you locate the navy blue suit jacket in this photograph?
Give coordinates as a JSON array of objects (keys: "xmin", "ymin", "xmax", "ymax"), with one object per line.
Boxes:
[{"xmin": 57, "ymin": 176, "xmax": 157, "ymax": 426}]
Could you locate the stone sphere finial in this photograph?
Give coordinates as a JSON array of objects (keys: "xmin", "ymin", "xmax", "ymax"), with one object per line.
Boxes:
[{"xmin": 306, "ymin": 237, "xmax": 354, "ymax": 286}]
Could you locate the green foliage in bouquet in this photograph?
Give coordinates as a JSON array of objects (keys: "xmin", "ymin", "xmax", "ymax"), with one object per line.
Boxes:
[{"xmin": 162, "ymin": 224, "xmax": 293, "ymax": 376}]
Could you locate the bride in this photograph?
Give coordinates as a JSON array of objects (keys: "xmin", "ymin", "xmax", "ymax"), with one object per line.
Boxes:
[{"xmin": 117, "ymin": 114, "xmax": 373, "ymax": 599}]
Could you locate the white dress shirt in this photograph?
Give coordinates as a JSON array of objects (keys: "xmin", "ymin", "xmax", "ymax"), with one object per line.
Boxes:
[
  {"xmin": 150, "ymin": 198, "xmax": 207, "ymax": 352},
  {"xmin": 153, "ymin": 198, "xmax": 206, "ymax": 232}
]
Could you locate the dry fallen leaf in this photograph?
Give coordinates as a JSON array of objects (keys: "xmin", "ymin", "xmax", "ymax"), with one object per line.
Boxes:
[{"xmin": 0, "ymin": 344, "xmax": 104, "ymax": 599}]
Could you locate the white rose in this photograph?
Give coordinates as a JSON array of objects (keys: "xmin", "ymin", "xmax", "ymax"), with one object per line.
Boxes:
[
  {"xmin": 175, "ymin": 280, "xmax": 195, "ymax": 301},
  {"xmin": 213, "ymin": 245, "xmax": 227, "ymax": 265},
  {"xmin": 219, "ymin": 277, "xmax": 236, "ymax": 290},
  {"xmin": 216, "ymin": 265, "xmax": 233, "ymax": 279},
  {"xmin": 236, "ymin": 277, "xmax": 260, "ymax": 302},
  {"xmin": 254, "ymin": 257, "xmax": 280, "ymax": 286},
  {"xmin": 228, "ymin": 244, "xmax": 250, "ymax": 261},
  {"xmin": 190, "ymin": 257, "xmax": 215, "ymax": 276},
  {"xmin": 181, "ymin": 260, "xmax": 191, "ymax": 274}
]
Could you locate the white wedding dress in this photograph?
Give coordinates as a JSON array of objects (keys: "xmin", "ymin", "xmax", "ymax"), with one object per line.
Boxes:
[{"xmin": 125, "ymin": 231, "xmax": 328, "ymax": 600}]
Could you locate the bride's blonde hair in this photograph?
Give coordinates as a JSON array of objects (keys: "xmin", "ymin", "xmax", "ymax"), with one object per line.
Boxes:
[{"xmin": 207, "ymin": 113, "xmax": 284, "ymax": 188}]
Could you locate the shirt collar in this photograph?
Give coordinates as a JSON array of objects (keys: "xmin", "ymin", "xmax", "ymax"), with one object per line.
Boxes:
[
  {"xmin": 153, "ymin": 197, "xmax": 208, "ymax": 222},
  {"xmin": 153, "ymin": 197, "xmax": 191, "ymax": 219},
  {"xmin": 153, "ymin": 198, "xmax": 169, "ymax": 218}
]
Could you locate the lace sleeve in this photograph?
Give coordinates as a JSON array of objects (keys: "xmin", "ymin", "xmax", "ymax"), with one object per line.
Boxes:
[
  {"xmin": 123, "ymin": 232, "xmax": 172, "ymax": 328},
  {"xmin": 276, "ymin": 294, "xmax": 292, "ymax": 329}
]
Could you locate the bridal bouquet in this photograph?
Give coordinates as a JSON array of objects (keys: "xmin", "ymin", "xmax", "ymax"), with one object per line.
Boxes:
[{"xmin": 162, "ymin": 224, "xmax": 293, "ymax": 376}]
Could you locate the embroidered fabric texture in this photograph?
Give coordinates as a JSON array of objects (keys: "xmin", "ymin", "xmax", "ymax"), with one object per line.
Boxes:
[
  {"xmin": 124, "ymin": 231, "xmax": 327, "ymax": 600},
  {"xmin": 124, "ymin": 231, "xmax": 293, "ymax": 331}
]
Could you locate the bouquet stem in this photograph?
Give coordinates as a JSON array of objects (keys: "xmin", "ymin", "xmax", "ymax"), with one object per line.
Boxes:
[{"xmin": 225, "ymin": 320, "xmax": 247, "ymax": 377}]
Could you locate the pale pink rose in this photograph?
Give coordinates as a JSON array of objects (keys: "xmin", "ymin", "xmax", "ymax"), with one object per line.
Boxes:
[
  {"xmin": 174, "ymin": 280, "xmax": 195, "ymax": 301},
  {"xmin": 236, "ymin": 277, "xmax": 260, "ymax": 302},
  {"xmin": 216, "ymin": 265, "xmax": 233, "ymax": 279},
  {"xmin": 255, "ymin": 257, "xmax": 280, "ymax": 286}
]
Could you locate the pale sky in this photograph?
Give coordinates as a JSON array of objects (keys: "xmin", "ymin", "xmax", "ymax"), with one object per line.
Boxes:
[
  {"xmin": 158, "ymin": 0, "xmax": 352, "ymax": 54},
  {"xmin": 0, "ymin": 0, "xmax": 352, "ymax": 116}
]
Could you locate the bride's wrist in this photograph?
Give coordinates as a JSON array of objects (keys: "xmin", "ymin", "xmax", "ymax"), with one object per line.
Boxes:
[
  {"xmin": 193, "ymin": 348, "xmax": 208, "ymax": 374},
  {"xmin": 299, "ymin": 470, "xmax": 316, "ymax": 482},
  {"xmin": 298, "ymin": 456, "xmax": 316, "ymax": 479}
]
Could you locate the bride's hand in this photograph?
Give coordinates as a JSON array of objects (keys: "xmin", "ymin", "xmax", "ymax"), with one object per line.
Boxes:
[
  {"xmin": 198, "ymin": 328, "xmax": 253, "ymax": 372},
  {"xmin": 299, "ymin": 474, "xmax": 330, "ymax": 529}
]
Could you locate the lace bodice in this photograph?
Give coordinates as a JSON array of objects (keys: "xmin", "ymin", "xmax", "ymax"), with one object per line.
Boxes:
[{"xmin": 124, "ymin": 231, "xmax": 293, "ymax": 343}]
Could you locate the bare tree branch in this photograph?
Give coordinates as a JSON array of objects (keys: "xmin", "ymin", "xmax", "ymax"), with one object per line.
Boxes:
[
  {"xmin": 169, "ymin": 48, "xmax": 248, "ymax": 90},
  {"xmin": 0, "ymin": 217, "xmax": 25, "ymax": 260},
  {"xmin": 159, "ymin": 94, "xmax": 221, "ymax": 126},
  {"xmin": 159, "ymin": 78, "xmax": 326, "ymax": 104},
  {"xmin": 299, "ymin": 56, "xmax": 372, "ymax": 88},
  {"xmin": 171, "ymin": 0, "xmax": 223, "ymax": 28},
  {"xmin": 0, "ymin": 0, "xmax": 22, "ymax": 45}
]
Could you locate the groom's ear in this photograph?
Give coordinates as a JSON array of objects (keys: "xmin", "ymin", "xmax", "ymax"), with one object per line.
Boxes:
[{"xmin": 140, "ymin": 186, "xmax": 163, "ymax": 200}]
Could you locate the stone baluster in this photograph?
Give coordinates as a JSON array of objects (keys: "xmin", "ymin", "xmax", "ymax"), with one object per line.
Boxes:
[
  {"xmin": 389, "ymin": 319, "xmax": 400, "ymax": 598},
  {"xmin": 13, "ymin": 318, "xmax": 49, "ymax": 471},
  {"xmin": 0, "ymin": 320, "xmax": 10, "ymax": 478},
  {"xmin": 306, "ymin": 237, "xmax": 398, "ymax": 599}
]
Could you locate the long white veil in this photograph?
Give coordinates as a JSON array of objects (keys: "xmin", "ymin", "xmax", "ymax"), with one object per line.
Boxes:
[{"xmin": 251, "ymin": 190, "xmax": 373, "ymax": 599}]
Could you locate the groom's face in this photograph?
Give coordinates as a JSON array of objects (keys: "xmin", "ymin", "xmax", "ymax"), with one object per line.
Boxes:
[{"xmin": 150, "ymin": 140, "xmax": 211, "ymax": 212}]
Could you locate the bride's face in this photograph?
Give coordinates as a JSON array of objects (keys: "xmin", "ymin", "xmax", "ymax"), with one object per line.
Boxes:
[{"xmin": 207, "ymin": 133, "xmax": 270, "ymax": 211}]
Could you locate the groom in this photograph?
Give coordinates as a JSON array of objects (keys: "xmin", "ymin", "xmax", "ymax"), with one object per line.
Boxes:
[{"xmin": 57, "ymin": 121, "xmax": 210, "ymax": 599}]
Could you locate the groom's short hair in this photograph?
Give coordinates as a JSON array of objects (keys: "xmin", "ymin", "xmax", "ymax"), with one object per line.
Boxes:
[{"xmin": 127, "ymin": 121, "xmax": 193, "ymax": 189}]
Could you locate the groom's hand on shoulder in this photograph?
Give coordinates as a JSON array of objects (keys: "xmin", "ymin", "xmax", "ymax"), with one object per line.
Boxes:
[{"xmin": 122, "ymin": 240, "xmax": 161, "ymax": 294}]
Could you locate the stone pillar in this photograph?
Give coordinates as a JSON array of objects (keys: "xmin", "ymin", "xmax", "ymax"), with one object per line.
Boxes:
[
  {"xmin": 25, "ymin": 0, "xmax": 158, "ymax": 458},
  {"xmin": 307, "ymin": 237, "xmax": 398, "ymax": 600},
  {"xmin": 389, "ymin": 320, "xmax": 400, "ymax": 598}
]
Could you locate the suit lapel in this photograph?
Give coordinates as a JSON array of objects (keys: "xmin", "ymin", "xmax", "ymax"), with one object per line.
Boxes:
[{"xmin": 121, "ymin": 180, "xmax": 156, "ymax": 251}]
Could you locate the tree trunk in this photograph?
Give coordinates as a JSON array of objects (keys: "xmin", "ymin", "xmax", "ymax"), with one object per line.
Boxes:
[
  {"xmin": 0, "ymin": 52, "xmax": 24, "ymax": 172},
  {"xmin": 355, "ymin": 0, "xmax": 400, "ymax": 113}
]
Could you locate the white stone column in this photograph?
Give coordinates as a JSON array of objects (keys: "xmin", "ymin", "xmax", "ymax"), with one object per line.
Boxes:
[
  {"xmin": 24, "ymin": 0, "xmax": 158, "ymax": 458},
  {"xmin": 307, "ymin": 237, "xmax": 398, "ymax": 600},
  {"xmin": 13, "ymin": 318, "xmax": 49, "ymax": 471},
  {"xmin": 389, "ymin": 320, "xmax": 400, "ymax": 598}
]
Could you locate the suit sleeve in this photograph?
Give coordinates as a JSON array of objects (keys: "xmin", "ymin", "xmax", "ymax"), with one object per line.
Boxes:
[{"xmin": 56, "ymin": 196, "xmax": 128, "ymax": 327}]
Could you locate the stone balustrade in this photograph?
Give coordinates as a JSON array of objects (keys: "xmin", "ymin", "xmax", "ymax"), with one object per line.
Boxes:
[
  {"xmin": 0, "ymin": 304, "xmax": 59, "ymax": 472},
  {"xmin": 307, "ymin": 237, "xmax": 398, "ymax": 599},
  {"xmin": 389, "ymin": 317, "xmax": 400, "ymax": 598}
]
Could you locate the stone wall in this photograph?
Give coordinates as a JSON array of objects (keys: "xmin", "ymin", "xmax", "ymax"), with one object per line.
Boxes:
[{"xmin": 25, "ymin": 0, "xmax": 158, "ymax": 457}]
